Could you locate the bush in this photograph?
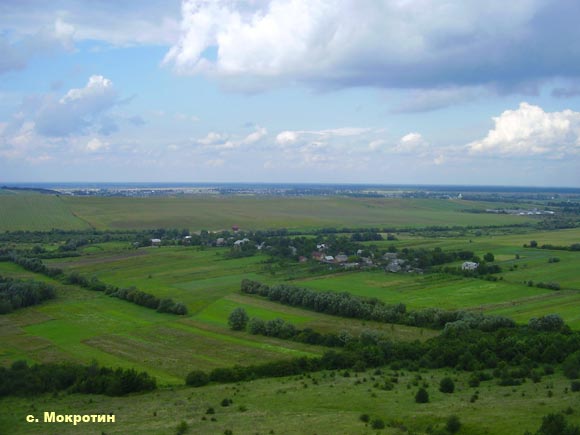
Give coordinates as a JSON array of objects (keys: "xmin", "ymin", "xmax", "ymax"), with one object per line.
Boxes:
[
  {"xmin": 415, "ymin": 387, "xmax": 429, "ymax": 403},
  {"xmin": 371, "ymin": 418, "xmax": 385, "ymax": 429},
  {"xmin": 571, "ymin": 381, "xmax": 580, "ymax": 392},
  {"xmin": 439, "ymin": 377, "xmax": 455, "ymax": 394},
  {"xmin": 446, "ymin": 415, "xmax": 461, "ymax": 434},
  {"xmin": 175, "ymin": 421, "xmax": 188, "ymax": 435},
  {"xmin": 185, "ymin": 370, "xmax": 209, "ymax": 387},
  {"xmin": 359, "ymin": 414, "xmax": 370, "ymax": 423}
]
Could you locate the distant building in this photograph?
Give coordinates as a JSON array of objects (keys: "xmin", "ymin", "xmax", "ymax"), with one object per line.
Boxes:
[
  {"xmin": 324, "ymin": 255, "xmax": 335, "ymax": 263},
  {"xmin": 151, "ymin": 238, "xmax": 161, "ymax": 246},
  {"xmin": 462, "ymin": 261, "xmax": 479, "ymax": 271},
  {"xmin": 385, "ymin": 263, "xmax": 401, "ymax": 273},
  {"xmin": 232, "ymin": 225, "xmax": 240, "ymax": 232},
  {"xmin": 233, "ymin": 238, "xmax": 250, "ymax": 247},
  {"xmin": 216, "ymin": 237, "xmax": 225, "ymax": 246},
  {"xmin": 383, "ymin": 252, "xmax": 398, "ymax": 261},
  {"xmin": 312, "ymin": 251, "xmax": 324, "ymax": 261},
  {"xmin": 298, "ymin": 256, "xmax": 308, "ymax": 263},
  {"xmin": 334, "ymin": 254, "xmax": 349, "ymax": 263}
]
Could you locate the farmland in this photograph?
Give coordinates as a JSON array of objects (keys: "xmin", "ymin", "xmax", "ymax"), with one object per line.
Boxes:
[
  {"xmin": 0, "ymin": 191, "xmax": 579, "ymax": 434},
  {"xmin": 0, "ymin": 192, "xmax": 535, "ymax": 231}
]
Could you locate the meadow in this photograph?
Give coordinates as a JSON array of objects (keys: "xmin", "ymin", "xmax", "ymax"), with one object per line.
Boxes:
[{"xmin": 2, "ymin": 367, "xmax": 579, "ymax": 434}]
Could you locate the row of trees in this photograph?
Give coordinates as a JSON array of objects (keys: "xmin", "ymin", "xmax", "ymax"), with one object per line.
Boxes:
[
  {"xmin": 240, "ymin": 279, "xmax": 515, "ymax": 332},
  {"xmin": 4, "ymin": 254, "xmax": 187, "ymax": 315},
  {"xmin": 0, "ymin": 275, "xmax": 56, "ymax": 314},
  {"xmin": 191, "ymin": 307, "xmax": 580, "ymax": 391},
  {"xmin": 0, "ymin": 360, "xmax": 156, "ymax": 397}
]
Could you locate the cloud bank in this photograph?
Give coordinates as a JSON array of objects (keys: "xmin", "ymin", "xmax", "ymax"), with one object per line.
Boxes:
[{"xmin": 165, "ymin": 0, "xmax": 580, "ymax": 93}]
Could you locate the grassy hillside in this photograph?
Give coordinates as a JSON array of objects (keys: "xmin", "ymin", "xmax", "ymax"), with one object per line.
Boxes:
[{"xmin": 2, "ymin": 368, "xmax": 579, "ymax": 434}]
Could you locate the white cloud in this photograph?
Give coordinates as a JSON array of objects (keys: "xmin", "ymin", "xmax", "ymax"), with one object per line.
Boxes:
[
  {"xmin": 392, "ymin": 132, "xmax": 429, "ymax": 154},
  {"xmin": 197, "ymin": 126, "xmax": 267, "ymax": 150},
  {"xmin": 164, "ymin": 0, "xmax": 563, "ymax": 93},
  {"xmin": 276, "ymin": 130, "xmax": 298, "ymax": 145},
  {"xmin": 467, "ymin": 102, "xmax": 580, "ymax": 157},
  {"xmin": 198, "ymin": 131, "xmax": 228, "ymax": 145},
  {"xmin": 33, "ymin": 75, "xmax": 119, "ymax": 137},
  {"xmin": 241, "ymin": 126, "xmax": 267, "ymax": 145}
]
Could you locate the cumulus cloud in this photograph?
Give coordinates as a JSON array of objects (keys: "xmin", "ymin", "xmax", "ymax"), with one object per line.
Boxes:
[
  {"xmin": 467, "ymin": 103, "xmax": 580, "ymax": 157},
  {"xmin": 33, "ymin": 75, "xmax": 119, "ymax": 137},
  {"xmin": 164, "ymin": 0, "xmax": 580, "ymax": 93}
]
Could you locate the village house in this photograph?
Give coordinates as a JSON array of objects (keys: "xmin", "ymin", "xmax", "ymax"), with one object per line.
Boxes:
[
  {"xmin": 462, "ymin": 261, "xmax": 479, "ymax": 271},
  {"xmin": 334, "ymin": 254, "xmax": 349, "ymax": 263},
  {"xmin": 151, "ymin": 238, "xmax": 161, "ymax": 246},
  {"xmin": 311, "ymin": 251, "xmax": 324, "ymax": 261},
  {"xmin": 233, "ymin": 238, "xmax": 250, "ymax": 247}
]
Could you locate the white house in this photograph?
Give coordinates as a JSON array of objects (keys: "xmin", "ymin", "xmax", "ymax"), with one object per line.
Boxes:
[{"xmin": 461, "ymin": 261, "xmax": 479, "ymax": 271}]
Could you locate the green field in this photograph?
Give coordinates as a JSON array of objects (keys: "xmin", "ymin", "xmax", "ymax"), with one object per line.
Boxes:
[
  {"xmin": 0, "ymin": 192, "xmax": 535, "ymax": 231},
  {"xmin": 0, "ymin": 194, "xmax": 91, "ymax": 231}
]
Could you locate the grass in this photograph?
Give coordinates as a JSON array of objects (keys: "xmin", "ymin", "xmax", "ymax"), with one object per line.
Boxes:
[{"xmin": 2, "ymin": 367, "xmax": 579, "ymax": 434}]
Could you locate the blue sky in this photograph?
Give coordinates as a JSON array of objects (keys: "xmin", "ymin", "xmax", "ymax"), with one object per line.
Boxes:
[{"xmin": 1, "ymin": 0, "xmax": 579, "ymax": 186}]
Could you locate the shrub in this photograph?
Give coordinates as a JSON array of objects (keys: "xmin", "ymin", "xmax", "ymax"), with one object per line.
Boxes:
[
  {"xmin": 415, "ymin": 387, "xmax": 429, "ymax": 403},
  {"xmin": 175, "ymin": 421, "xmax": 188, "ymax": 435},
  {"xmin": 571, "ymin": 381, "xmax": 580, "ymax": 392},
  {"xmin": 439, "ymin": 377, "xmax": 455, "ymax": 394},
  {"xmin": 446, "ymin": 415, "xmax": 461, "ymax": 434},
  {"xmin": 371, "ymin": 418, "xmax": 385, "ymax": 429},
  {"xmin": 359, "ymin": 414, "xmax": 370, "ymax": 423}
]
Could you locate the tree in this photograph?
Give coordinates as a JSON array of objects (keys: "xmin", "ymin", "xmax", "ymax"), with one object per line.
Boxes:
[
  {"xmin": 415, "ymin": 387, "xmax": 429, "ymax": 403},
  {"xmin": 534, "ymin": 413, "xmax": 580, "ymax": 435},
  {"xmin": 439, "ymin": 377, "xmax": 455, "ymax": 393},
  {"xmin": 185, "ymin": 370, "xmax": 209, "ymax": 387},
  {"xmin": 228, "ymin": 307, "xmax": 249, "ymax": 331},
  {"xmin": 446, "ymin": 415, "xmax": 461, "ymax": 433},
  {"xmin": 483, "ymin": 252, "xmax": 495, "ymax": 262}
]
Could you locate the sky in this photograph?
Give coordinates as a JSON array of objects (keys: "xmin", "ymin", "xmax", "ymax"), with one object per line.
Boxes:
[{"xmin": 1, "ymin": 0, "xmax": 579, "ymax": 187}]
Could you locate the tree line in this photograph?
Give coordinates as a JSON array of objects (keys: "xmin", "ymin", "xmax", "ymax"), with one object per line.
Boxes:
[
  {"xmin": 188, "ymin": 310, "xmax": 580, "ymax": 390},
  {"xmin": 0, "ymin": 275, "xmax": 56, "ymax": 314},
  {"xmin": 2, "ymin": 253, "xmax": 187, "ymax": 315},
  {"xmin": 240, "ymin": 279, "xmax": 515, "ymax": 332},
  {"xmin": 0, "ymin": 360, "xmax": 156, "ymax": 397}
]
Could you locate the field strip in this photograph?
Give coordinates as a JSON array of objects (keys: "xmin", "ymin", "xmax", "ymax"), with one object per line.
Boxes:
[
  {"xmin": 172, "ymin": 321, "xmax": 321, "ymax": 357},
  {"xmin": 48, "ymin": 249, "xmax": 147, "ymax": 268},
  {"xmin": 469, "ymin": 289, "xmax": 580, "ymax": 311}
]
